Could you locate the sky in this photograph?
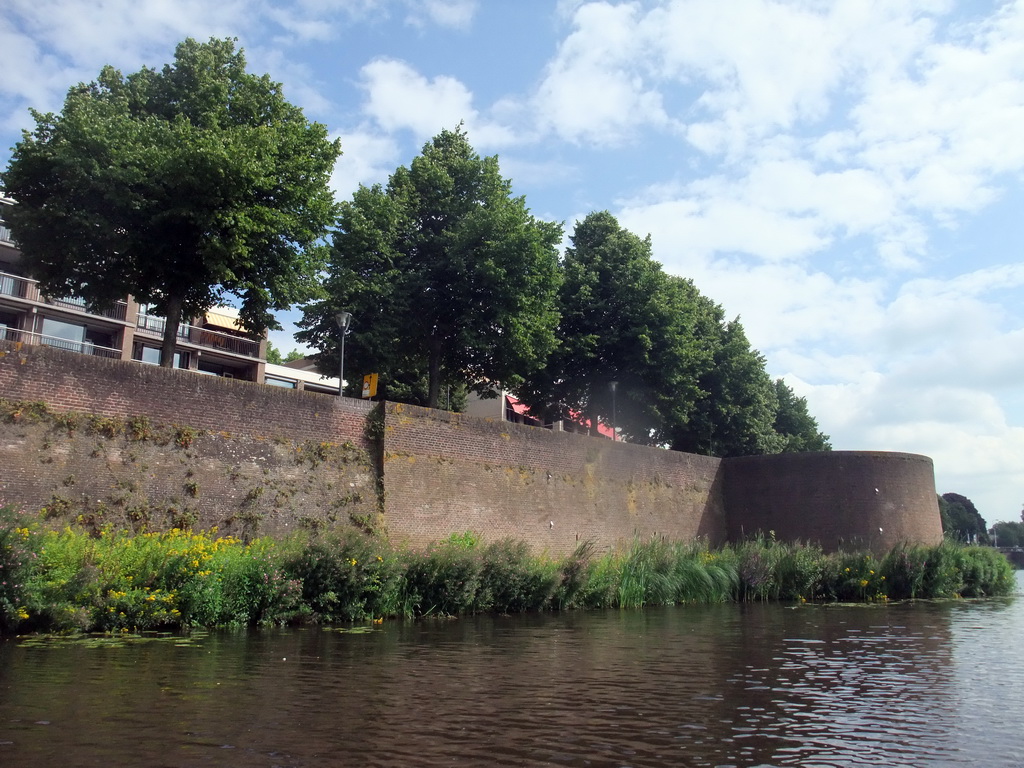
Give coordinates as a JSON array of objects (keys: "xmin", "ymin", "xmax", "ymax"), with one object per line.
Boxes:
[{"xmin": 2, "ymin": 0, "xmax": 1023, "ymax": 526}]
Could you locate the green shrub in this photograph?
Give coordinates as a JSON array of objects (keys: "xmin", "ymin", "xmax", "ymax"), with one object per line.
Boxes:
[
  {"xmin": 919, "ymin": 540, "xmax": 964, "ymax": 598},
  {"xmin": 0, "ymin": 505, "xmax": 38, "ymax": 633},
  {"xmin": 828, "ymin": 552, "xmax": 885, "ymax": 601},
  {"xmin": 476, "ymin": 539, "xmax": 558, "ymax": 613},
  {"xmin": 2, "ymin": 518, "xmax": 1016, "ymax": 636},
  {"xmin": 773, "ymin": 543, "xmax": 829, "ymax": 601},
  {"xmin": 553, "ymin": 540, "xmax": 597, "ymax": 609},
  {"xmin": 279, "ymin": 530, "xmax": 402, "ymax": 622},
  {"xmin": 956, "ymin": 545, "xmax": 1014, "ymax": 597},
  {"xmin": 731, "ymin": 535, "xmax": 786, "ymax": 601},
  {"xmin": 402, "ymin": 539, "xmax": 483, "ymax": 616}
]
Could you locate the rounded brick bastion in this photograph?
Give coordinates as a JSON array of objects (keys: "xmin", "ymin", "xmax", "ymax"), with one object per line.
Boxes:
[{"xmin": 724, "ymin": 451, "xmax": 944, "ymax": 552}]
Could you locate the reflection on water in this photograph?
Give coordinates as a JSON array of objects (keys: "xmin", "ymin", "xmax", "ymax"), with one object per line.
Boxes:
[{"xmin": 2, "ymin": 575, "xmax": 1023, "ymax": 767}]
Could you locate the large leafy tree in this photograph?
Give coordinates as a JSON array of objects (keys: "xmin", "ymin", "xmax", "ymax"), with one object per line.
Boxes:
[
  {"xmin": 298, "ymin": 127, "xmax": 562, "ymax": 407},
  {"xmin": 940, "ymin": 492, "xmax": 988, "ymax": 543},
  {"xmin": 519, "ymin": 213, "xmax": 706, "ymax": 442},
  {"xmin": 773, "ymin": 379, "xmax": 831, "ymax": 452},
  {"xmin": 661, "ymin": 312, "xmax": 785, "ymax": 457},
  {"xmin": 1, "ymin": 38, "xmax": 340, "ymax": 365}
]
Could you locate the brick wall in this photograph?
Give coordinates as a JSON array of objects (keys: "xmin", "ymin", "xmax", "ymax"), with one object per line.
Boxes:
[
  {"xmin": 380, "ymin": 402, "xmax": 727, "ymax": 553},
  {"xmin": 0, "ymin": 342, "xmax": 943, "ymax": 553},
  {"xmin": 0, "ymin": 341, "xmax": 373, "ymax": 446},
  {"xmin": 0, "ymin": 342, "xmax": 378, "ymax": 537}
]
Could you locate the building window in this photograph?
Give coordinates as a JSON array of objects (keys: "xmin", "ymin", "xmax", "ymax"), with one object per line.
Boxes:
[
  {"xmin": 264, "ymin": 376, "xmax": 297, "ymax": 389},
  {"xmin": 41, "ymin": 317, "xmax": 86, "ymax": 351},
  {"xmin": 197, "ymin": 359, "xmax": 246, "ymax": 379},
  {"xmin": 133, "ymin": 343, "xmax": 187, "ymax": 369}
]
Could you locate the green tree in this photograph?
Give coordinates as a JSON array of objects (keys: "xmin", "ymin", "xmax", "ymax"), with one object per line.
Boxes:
[
  {"xmin": 298, "ymin": 127, "xmax": 561, "ymax": 406},
  {"xmin": 662, "ymin": 313, "xmax": 784, "ymax": 457},
  {"xmin": 266, "ymin": 344, "xmax": 305, "ymax": 365},
  {"xmin": 940, "ymin": 492, "xmax": 988, "ymax": 543},
  {"xmin": 991, "ymin": 520, "xmax": 1024, "ymax": 547},
  {"xmin": 772, "ymin": 379, "xmax": 831, "ymax": 452},
  {"xmin": 1, "ymin": 38, "xmax": 340, "ymax": 366},
  {"xmin": 517, "ymin": 214, "xmax": 707, "ymax": 442}
]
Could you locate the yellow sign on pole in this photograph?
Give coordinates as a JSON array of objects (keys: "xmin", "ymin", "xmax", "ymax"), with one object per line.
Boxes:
[{"xmin": 362, "ymin": 373, "xmax": 378, "ymax": 399}]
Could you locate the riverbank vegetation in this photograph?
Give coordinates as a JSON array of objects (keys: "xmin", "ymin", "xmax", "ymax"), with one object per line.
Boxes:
[{"xmin": 0, "ymin": 505, "xmax": 1014, "ymax": 635}]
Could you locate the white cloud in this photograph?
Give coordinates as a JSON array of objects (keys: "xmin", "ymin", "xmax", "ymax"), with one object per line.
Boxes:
[
  {"xmin": 535, "ymin": 2, "xmax": 673, "ymax": 144},
  {"xmin": 330, "ymin": 128, "xmax": 401, "ymax": 198},
  {"xmin": 407, "ymin": 0, "xmax": 478, "ymax": 30},
  {"xmin": 356, "ymin": 57, "xmax": 523, "ymax": 149},
  {"xmin": 359, "ymin": 57, "xmax": 476, "ymax": 138}
]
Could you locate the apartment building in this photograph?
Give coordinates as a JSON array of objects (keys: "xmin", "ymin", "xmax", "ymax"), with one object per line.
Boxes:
[{"xmin": 0, "ymin": 195, "xmax": 268, "ymax": 382}]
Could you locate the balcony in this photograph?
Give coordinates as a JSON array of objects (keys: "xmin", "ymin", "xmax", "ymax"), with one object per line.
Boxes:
[
  {"xmin": 136, "ymin": 313, "xmax": 261, "ymax": 358},
  {"xmin": 0, "ymin": 269, "xmax": 128, "ymax": 320},
  {"xmin": 0, "ymin": 326, "xmax": 121, "ymax": 359},
  {"xmin": 0, "ymin": 222, "xmax": 11, "ymax": 244}
]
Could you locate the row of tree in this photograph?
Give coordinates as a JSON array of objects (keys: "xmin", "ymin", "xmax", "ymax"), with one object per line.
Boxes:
[
  {"xmin": 296, "ymin": 127, "xmax": 829, "ymax": 456},
  {"xmin": 938, "ymin": 493, "xmax": 1024, "ymax": 548},
  {"xmin": 2, "ymin": 38, "xmax": 829, "ymax": 458}
]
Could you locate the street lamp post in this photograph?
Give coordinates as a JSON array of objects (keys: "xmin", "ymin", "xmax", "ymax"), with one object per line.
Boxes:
[
  {"xmin": 609, "ymin": 380, "xmax": 618, "ymax": 442},
  {"xmin": 335, "ymin": 311, "xmax": 353, "ymax": 397}
]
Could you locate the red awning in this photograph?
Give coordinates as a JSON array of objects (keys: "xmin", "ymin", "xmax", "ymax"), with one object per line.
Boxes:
[
  {"xmin": 506, "ymin": 396, "xmax": 532, "ymax": 416},
  {"xmin": 506, "ymin": 394, "xmax": 617, "ymax": 440}
]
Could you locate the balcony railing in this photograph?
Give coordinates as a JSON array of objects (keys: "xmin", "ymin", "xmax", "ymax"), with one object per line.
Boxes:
[
  {"xmin": 136, "ymin": 313, "xmax": 190, "ymax": 339},
  {"xmin": 0, "ymin": 269, "xmax": 127, "ymax": 320},
  {"xmin": 0, "ymin": 326, "xmax": 121, "ymax": 359},
  {"xmin": 0, "ymin": 271, "xmax": 30, "ymax": 299},
  {"xmin": 136, "ymin": 313, "xmax": 261, "ymax": 358},
  {"xmin": 48, "ymin": 295, "xmax": 128, "ymax": 320},
  {"xmin": 0, "ymin": 222, "xmax": 11, "ymax": 244}
]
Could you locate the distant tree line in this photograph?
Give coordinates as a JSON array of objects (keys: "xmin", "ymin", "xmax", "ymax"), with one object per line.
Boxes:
[
  {"xmin": 2, "ymin": 38, "xmax": 829, "ymax": 460},
  {"xmin": 937, "ymin": 492, "xmax": 1024, "ymax": 549},
  {"xmin": 939, "ymin": 493, "xmax": 990, "ymax": 544}
]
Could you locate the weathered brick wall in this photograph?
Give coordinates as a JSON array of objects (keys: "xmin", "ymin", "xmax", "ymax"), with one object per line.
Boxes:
[
  {"xmin": 380, "ymin": 402, "xmax": 727, "ymax": 553},
  {"xmin": 0, "ymin": 419, "xmax": 378, "ymax": 539},
  {"xmin": 725, "ymin": 451, "xmax": 944, "ymax": 551},
  {"xmin": 0, "ymin": 341, "xmax": 373, "ymax": 445},
  {"xmin": 1, "ymin": 342, "xmax": 944, "ymax": 552},
  {"xmin": 0, "ymin": 342, "xmax": 379, "ymax": 537}
]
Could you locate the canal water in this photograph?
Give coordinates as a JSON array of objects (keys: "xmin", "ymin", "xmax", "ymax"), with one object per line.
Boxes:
[{"xmin": 2, "ymin": 575, "xmax": 1022, "ymax": 767}]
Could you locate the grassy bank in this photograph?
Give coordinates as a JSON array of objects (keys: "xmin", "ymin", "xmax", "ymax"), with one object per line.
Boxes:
[{"xmin": 0, "ymin": 504, "xmax": 1014, "ymax": 635}]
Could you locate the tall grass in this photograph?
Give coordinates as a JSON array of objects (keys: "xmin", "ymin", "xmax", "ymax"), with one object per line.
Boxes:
[{"xmin": 0, "ymin": 505, "xmax": 1015, "ymax": 635}]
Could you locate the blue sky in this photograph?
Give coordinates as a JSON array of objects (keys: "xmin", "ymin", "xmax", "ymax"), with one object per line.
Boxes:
[{"xmin": 2, "ymin": 0, "xmax": 1023, "ymax": 525}]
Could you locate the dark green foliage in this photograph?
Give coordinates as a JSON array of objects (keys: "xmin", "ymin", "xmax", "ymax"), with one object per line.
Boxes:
[
  {"xmin": 517, "ymin": 213, "xmax": 830, "ymax": 457},
  {"xmin": 476, "ymin": 539, "xmax": 559, "ymax": 613},
  {"xmin": 279, "ymin": 530, "xmax": 402, "ymax": 622},
  {"xmin": 265, "ymin": 344, "xmax": 305, "ymax": 365},
  {"xmin": 298, "ymin": 126, "xmax": 562, "ymax": 408},
  {"xmin": 519, "ymin": 212, "xmax": 694, "ymax": 442},
  {"xmin": 402, "ymin": 537, "xmax": 484, "ymax": 616},
  {"xmin": 0, "ymin": 505, "xmax": 37, "ymax": 633},
  {"xmin": 940, "ymin": 493, "xmax": 988, "ymax": 543},
  {"xmin": 553, "ymin": 540, "xmax": 600, "ymax": 609},
  {"xmin": 956, "ymin": 546, "xmax": 1014, "ymax": 597},
  {"xmin": 1, "ymin": 508, "xmax": 1014, "ymax": 636},
  {"xmin": 773, "ymin": 379, "xmax": 831, "ymax": 452},
  {"xmin": 2, "ymin": 37, "xmax": 340, "ymax": 365},
  {"xmin": 879, "ymin": 543, "xmax": 930, "ymax": 599},
  {"xmin": 991, "ymin": 520, "xmax": 1024, "ymax": 547},
  {"xmin": 663, "ymin": 317, "xmax": 784, "ymax": 457}
]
